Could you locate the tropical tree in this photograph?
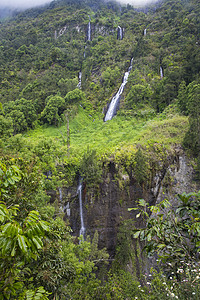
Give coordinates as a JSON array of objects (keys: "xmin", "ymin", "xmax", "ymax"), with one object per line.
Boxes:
[
  {"xmin": 65, "ymin": 88, "xmax": 86, "ymax": 105},
  {"xmin": 41, "ymin": 95, "xmax": 65, "ymax": 125},
  {"xmin": 125, "ymin": 84, "xmax": 153, "ymax": 109},
  {"xmin": 0, "ymin": 115, "xmax": 13, "ymax": 137},
  {"xmin": 131, "ymin": 191, "xmax": 200, "ymax": 274},
  {"xmin": 0, "ymin": 162, "xmax": 50, "ymax": 299}
]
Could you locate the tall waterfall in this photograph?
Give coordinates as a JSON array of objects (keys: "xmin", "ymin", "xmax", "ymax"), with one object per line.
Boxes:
[
  {"xmin": 160, "ymin": 66, "xmax": 164, "ymax": 79},
  {"xmin": 87, "ymin": 16, "xmax": 91, "ymax": 41},
  {"xmin": 59, "ymin": 187, "xmax": 62, "ymax": 202},
  {"xmin": 117, "ymin": 26, "xmax": 123, "ymax": 40},
  {"xmin": 58, "ymin": 187, "xmax": 64, "ymax": 213},
  {"xmin": 58, "ymin": 26, "xmax": 67, "ymax": 38},
  {"xmin": 66, "ymin": 202, "xmax": 70, "ymax": 217},
  {"xmin": 77, "ymin": 71, "xmax": 82, "ymax": 89},
  {"xmin": 144, "ymin": 28, "xmax": 147, "ymax": 36},
  {"xmin": 105, "ymin": 58, "xmax": 133, "ymax": 122},
  {"xmin": 77, "ymin": 179, "xmax": 86, "ymax": 238}
]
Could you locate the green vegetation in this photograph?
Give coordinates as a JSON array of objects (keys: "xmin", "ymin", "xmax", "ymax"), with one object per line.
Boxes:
[
  {"xmin": 130, "ymin": 192, "xmax": 200, "ymax": 299},
  {"xmin": 22, "ymin": 107, "xmax": 188, "ymax": 155},
  {"xmin": 0, "ymin": 0, "xmax": 200, "ymax": 298}
]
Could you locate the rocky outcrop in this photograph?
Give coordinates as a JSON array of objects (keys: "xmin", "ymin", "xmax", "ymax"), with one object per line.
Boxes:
[
  {"xmin": 156, "ymin": 153, "xmax": 197, "ymax": 207},
  {"xmin": 56, "ymin": 149, "xmax": 197, "ymax": 258},
  {"xmin": 50, "ymin": 148, "xmax": 198, "ymax": 277}
]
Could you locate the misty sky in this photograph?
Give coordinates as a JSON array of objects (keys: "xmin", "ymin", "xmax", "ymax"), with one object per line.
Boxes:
[
  {"xmin": 119, "ymin": 0, "xmax": 158, "ymax": 6},
  {"xmin": 0, "ymin": 0, "xmax": 52, "ymax": 9},
  {"xmin": 0, "ymin": 0, "xmax": 158, "ymax": 9}
]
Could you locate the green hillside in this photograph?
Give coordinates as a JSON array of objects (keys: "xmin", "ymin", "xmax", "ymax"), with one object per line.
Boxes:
[{"xmin": 0, "ymin": 0, "xmax": 200, "ymax": 299}]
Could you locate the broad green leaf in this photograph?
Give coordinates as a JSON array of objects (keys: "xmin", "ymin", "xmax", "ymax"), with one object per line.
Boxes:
[
  {"xmin": 32, "ymin": 237, "xmax": 43, "ymax": 249},
  {"xmin": 133, "ymin": 231, "xmax": 141, "ymax": 238},
  {"xmin": 1, "ymin": 223, "xmax": 13, "ymax": 234},
  {"xmin": 39, "ymin": 221, "xmax": 49, "ymax": 232},
  {"xmin": 1, "ymin": 239, "xmax": 12, "ymax": 255},
  {"xmin": 157, "ymin": 244, "xmax": 166, "ymax": 249},
  {"xmin": 18, "ymin": 235, "xmax": 27, "ymax": 253},
  {"xmin": 11, "ymin": 242, "xmax": 16, "ymax": 256},
  {"xmin": 128, "ymin": 207, "xmax": 138, "ymax": 211},
  {"xmin": 136, "ymin": 212, "xmax": 141, "ymax": 218}
]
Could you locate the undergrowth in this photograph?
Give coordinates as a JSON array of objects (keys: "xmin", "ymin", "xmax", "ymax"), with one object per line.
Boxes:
[{"xmin": 24, "ymin": 106, "xmax": 188, "ymax": 159}]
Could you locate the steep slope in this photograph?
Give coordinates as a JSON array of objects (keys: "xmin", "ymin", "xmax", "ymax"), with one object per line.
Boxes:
[{"xmin": 0, "ymin": 0, "xmax": 199, "ymax": 283}]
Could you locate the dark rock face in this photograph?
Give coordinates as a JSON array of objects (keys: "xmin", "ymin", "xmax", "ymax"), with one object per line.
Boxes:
[
  {"xmin": 156, "ymin": 154, "xmax": 198, "ymax": 209},
  {"xmin": 61, "ymin": 168, "xmax": 154, "ymax": 257},
  {"xmin": 65, "ymin": 168, "xmax": 156, "ymax": 257},
  {"xmin": 85, "ymin": 176, "xmax": 154, "ymax": 257},
  {"xmin": 55, "ymin": 151, "xmax": 197, "ymax": 262}
]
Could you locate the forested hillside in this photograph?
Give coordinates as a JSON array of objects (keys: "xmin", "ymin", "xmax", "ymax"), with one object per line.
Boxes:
[{"xmin": 0, "ymin": 0, "xmax": 200, "ymax": 299}]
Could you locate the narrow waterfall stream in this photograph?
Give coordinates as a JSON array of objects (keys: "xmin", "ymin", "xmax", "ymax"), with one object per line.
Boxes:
[
  {"xmin": 66, "ymin": 202, "xmax": 70, "ymax": 217},
  {"xmin": 117, "ymin": 26, "xmax": 123, "ymax": 40},
  {"xmin": 105, "ymin": 58, "xmax": 133, "ymax": 121},
  {"xmin": 77, "ymin": 71, "xmax": 82, "ymax": 89},
  {"xmin": 87, "ymin": 16, "xmax": 91, "ymax": 41},
  {"xmin": 77, "ymin": 179, "xmax": 86, "ymax": 238},
  {"xmin": 58, "ymin": 187, "xmax": 64, "ymax": 213},
  {"xmin": 160, "ymin": 66, "xmax": 164, "ymax": 79},
  {"xmin": 144, "ymin": 28, "xmax": 147, "ymax": 36},
  {"xmin": 59, "ymin": 187, "xmax": 62, "ymax": 202}
]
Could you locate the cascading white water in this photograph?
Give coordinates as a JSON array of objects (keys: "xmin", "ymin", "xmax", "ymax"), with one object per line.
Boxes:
[
  {"xmin": 66, "ymin": 202, "xmax": 70, "ymax": 217},
  {"xmin": 58, "ymin": 187, "xmax": 64, "ymax": 213},
  {"xmin": 77, "ymin": 71, "xmax": 82, "ymax": 89},
  {"xmin": 117, "ymin": 26, "xmax": 123, "ymax": 40},
  {"xmin": 77, "ymin": 179, "xmax": 86, "ymax": 238},
  {"xmin": 105, "ymin": 58, "xmax": 133, "ymax": 121},
  {"xmin": 59, "ymin": 187, "xmax": 62, "ymax": 202},
  {"xmin": 87, "ymin": 16, "xmax": 91, "ymax": 41},
  {"xmin": 58, "ymin": 26, "xmax": 67, "ymax": 38},
  {"xmin": 144, "ymin": 28, "xmax": 147, "ymax": 36},
  {"xmin": 160, "ymin": 66, "xmax": 164, "ymax": 79}
]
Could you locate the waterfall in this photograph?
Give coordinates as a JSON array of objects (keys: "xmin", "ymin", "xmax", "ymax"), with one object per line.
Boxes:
[
  {"xmin": 105, "ymin": 58, "xmax": 133, "ymax": 122},
  {"xmin": 59, "ymin": 187, "xmax": 62, "ymax": 202},
  {"xmin": 77, "ymin": 71, "xmax": 82, "ymax": 89},
  {"xmin": 66, "ymin": 202, "xmax": 70, "ymax": 217},
  {"xmin": 87, "ymin": 16, "xmax": 91, "ymax": 41},
  {"xmin": 160, "ymin": 66, "xmax": 164, "ymax": 79},
  {"xmin": 58, "ymin": 26, "xmax": 67, "ymax": 38},
  {"xmin": 117, "ymin": 26, "xmax": 123, "ymax": 40},
  {"xmin": 77, "ymin": 179, "xmax": 85, "ymax": 238},
  {"xmin": 144, "ymin": 28, "xmax": 147, "ymax": 36},
  {"xmin": 58, "ymin": 187, "xmax": 64, "ymax": 213}
]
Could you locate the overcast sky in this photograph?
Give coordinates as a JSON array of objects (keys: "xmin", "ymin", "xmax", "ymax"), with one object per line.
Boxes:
[
  {"xmin": 0, "ymin": 0, "xmax": 159, "ymax": 9},
  {"xmin": 118, "ymin": 0, "xmax": 158, "ymax": 6},
  {"xmin": 0, "ymin": 0, "xmax": 52, "ymax": 9}
]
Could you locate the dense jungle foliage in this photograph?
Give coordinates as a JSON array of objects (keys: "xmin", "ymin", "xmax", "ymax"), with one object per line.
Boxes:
[{"xmin": 0, "ymin": 0, "xmax": 200, "ymax": 298}]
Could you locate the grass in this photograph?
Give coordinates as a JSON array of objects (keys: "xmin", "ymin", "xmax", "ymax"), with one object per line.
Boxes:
[{"xmin": 25, "ymin": 107, "xmax": 188, "ymax": 159}]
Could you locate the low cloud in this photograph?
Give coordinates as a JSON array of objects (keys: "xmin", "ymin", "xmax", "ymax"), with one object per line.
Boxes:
[
  {"xmin": 117, "ymin": 0, "xmax": 159, "ymax": 7},
  {"xmin": 0, "ymin": 0, "xmax": 52, "ymax": 9},
  {"xmin": 0, "ymin": 0, "xmax": 159, "ymax": 10}
]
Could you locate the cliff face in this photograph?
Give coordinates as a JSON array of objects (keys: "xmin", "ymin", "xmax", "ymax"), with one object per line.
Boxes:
[
  {"xmin": 156, "ymin": 154, "xmax": 197, "ymax": 207},
  {"xmin": 59, "ymin": 149, "xmax": 197, "ymax": 260}
]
